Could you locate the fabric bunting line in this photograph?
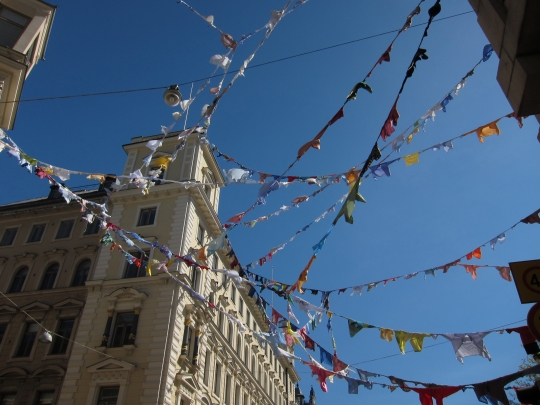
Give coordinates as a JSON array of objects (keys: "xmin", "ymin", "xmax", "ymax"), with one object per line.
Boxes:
[
  {"xmin": 222, "ymin": 0, "xmax": 428, "ymax": 227},
  {"xmin": 212, "ymin": 42, "xmax": 494, "ymax": 187},
  {"xmin": 284, "ymin": 0, "xmax": 448, "ymax": 294},
  {"xmin": 243, "ymin": 205, "xmax": 540, "ymax": 298},
  {"xmin": 256, "ymin": 293, "xmax": 540, "ymax": 403}
]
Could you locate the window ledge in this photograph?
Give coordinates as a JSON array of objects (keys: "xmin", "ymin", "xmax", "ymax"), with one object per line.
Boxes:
[{"xmin": 123, "ymin": 344, "xmax": 136, "ymax": 355}]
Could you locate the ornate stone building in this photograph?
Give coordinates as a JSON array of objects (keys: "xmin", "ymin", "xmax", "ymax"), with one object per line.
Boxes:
[
  {"xmin": 0, "ymin": 185, "xmax": 107, "ymax": 404},
  {"xmin": 53, "ymin": 129, "xmax": 299, "ymax": 405}
]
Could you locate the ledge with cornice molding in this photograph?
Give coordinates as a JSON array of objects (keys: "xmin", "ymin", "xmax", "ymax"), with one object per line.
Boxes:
[
  {"xmin": 43, "ymin": 248, "xmax": 68, "ymax": 258},
  {"xmin": 74, "ymin": 244, "xmax": 99, "ymax": 254},
  {"xmin": 13, "ymin": 252, "xmax": 37, "ymax": 262}
]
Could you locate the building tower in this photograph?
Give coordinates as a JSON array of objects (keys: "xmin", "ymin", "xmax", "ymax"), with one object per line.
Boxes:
[
  {"xmin": 295, "ymin": 384, "xmax": 316, "ymax": 405},
  {"xmin": 52, "ymin": 128, "xmax": 299, "ymax": 405}
]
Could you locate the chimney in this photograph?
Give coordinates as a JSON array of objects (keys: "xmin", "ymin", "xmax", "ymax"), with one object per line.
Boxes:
[
  {"xmin": 48, "ymin": 184, "xmax": 62, "ymax": 199},
  {"xmin": 98, "ymin": 175, "xmax": 117, "ymax": 193}
]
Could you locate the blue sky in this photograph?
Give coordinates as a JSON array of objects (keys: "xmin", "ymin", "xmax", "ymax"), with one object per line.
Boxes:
[{"xmin": 2, "ymin": 0, "xmax": 540, "ymax": 403}]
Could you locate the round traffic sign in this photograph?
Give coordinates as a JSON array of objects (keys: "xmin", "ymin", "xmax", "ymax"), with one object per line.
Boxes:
[{"xmin": 527, "ymin": 302, "xmax": 540, "ymax": 341}]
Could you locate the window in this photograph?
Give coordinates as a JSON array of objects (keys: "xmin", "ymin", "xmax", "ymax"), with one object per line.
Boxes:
[
  {"xmin": 184, "ymin": 327, "xmax": 193, "ymax": 359},
  {"xmin": 40, "ymin": 263, "xmax": 59, "ymax": 290},
  {"xmin": 137, "ymin": 207, "xmax": 157, "ymax": 226},
  {"xmin": 251, "ymin": 356, "xmax": 255, "ymax": 373},
  {"xmin": 213, "ymin": 363, "xmax": 222, "ymax": 396},
  {"xmin": 225, "ymin": 375, "xmax": 232, "ymax": 405},
  {"xmin": 218, "ymin": 312, "xmax": 224, "ymax": 332},
  {"xmin": 72, "ymin": 259, "xmax": 91, "ymax": 286},
  {"xmin": 244, "ymin": 346, "xmax": 248, "ymax": 365},
  {"xmin": 234, "ymin": 385, "xmax": 240, "ymax": 405},
  {"xmin": 50, "ymin": 319, "xmax": 74, "ymax": 355},
  {"xmin": 0, "ymin": 393, "xmax": 16, "ymax": 405},
  {"xmin": 35, "ymin": 391, "xmax": 54, "ymax": 405},
  {"xmin": 96, "ymin": 386, "xmax": 119, "ymax": 405},
  {"xmin": 205, "ymin": 171, "xmax": 215, "ymax": 199},
  {"xmin": 197, "ymin": 224, "xmax": 205, "ymax": 245},
  {"xmin": 0, "ymin": 5, "xmax": 30, "ymax": 48},
  {"xmin": 0, "ymin": 324, "xmax": 6, "ymax": 344},
  {"xmin": 15, "ymin": 323, "xmax": 38, "ymax": 357},
  {"xmin": 56, "ymin": 220, "xmax": 74, "ymax": 239},
  {"xmin": 123, "ymin": 251, "xmax": 148, "ymax": 278},
  {"xmin": 203, "ymin": 350, "xmax": 211, "ymax": 385},
  {"xmin": 211, "ymin": 255, "xmax": 218, "ymax": 270},
  {"xmin": 27, "ymin": 224, "xmax": 46, "ymax": 243},
  {"xmin": 239, "ymin": 298, "xmax": 244, "ymax": 318},
  {"xmin": 227, "ymin": 324, "xmax": 233, "ymax": 345},
  {"xmin": 0, "ymin": 228, "xmax": 17, "ymax": 246},
  {"xmin": 190, "ymin": 266, "xmax": 199, "ymax": 291},
  {"xmin": 246, "ymin": 312, "xmax": 251, "ymax": 330},
  {"xmin": 236, "ymin": 336, "xmax": 242, "ymax": 357},
  {"xmin": 230, "ymin": 285, "xmax": 236, "ymax": 304},
  {"xmin": 110, "ymin": 312, "xmax": 135, "ymax": 347},
  {"xmin": 9, "ymin": 266, "xmax": 28, "ymax": 293},
  {"xmin": 83, "ymin": 218, "xmax": 101, "ymax": 235}
]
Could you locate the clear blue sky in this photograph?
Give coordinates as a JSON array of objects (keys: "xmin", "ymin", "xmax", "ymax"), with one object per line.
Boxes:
[{"xmin": 2, "ymin": 0, "xmax": 540, "ymax": 403}]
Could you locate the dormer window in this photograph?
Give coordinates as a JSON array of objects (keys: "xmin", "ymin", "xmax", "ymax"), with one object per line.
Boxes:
[{"xmin": 0, "ymin": 5, "xmax": 30, "ymax": 49}]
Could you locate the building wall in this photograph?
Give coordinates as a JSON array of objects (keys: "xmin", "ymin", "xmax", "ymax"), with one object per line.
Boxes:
[
  {"xmin": 57, "ymin": 131, "xmax": 299, "ymax": 405},
  {"xmin": 0, "ymin": 191, "xmax": 105, "ymax": 404}
]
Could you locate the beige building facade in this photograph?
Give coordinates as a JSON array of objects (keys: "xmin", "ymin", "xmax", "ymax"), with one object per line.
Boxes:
[
  {"xmin": 57, "ymin": 130, "xmax": 299, "ymax": 405},
  {"xmin": 0, "ymin": 186, "xmax": 107, "ymax": 404}
]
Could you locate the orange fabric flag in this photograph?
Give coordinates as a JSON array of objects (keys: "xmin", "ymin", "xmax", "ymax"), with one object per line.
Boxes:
[
  {"xmin": 460, "ymin": 264, "xmax": 480, "ymax": 280},
  {"xmin": 466, "ymin": 247, "xmax": 482, "ymax": 260},
  {"xmin": 476, "ymin": 121, "xmax": 500, "ymax": 143},
  {"xmin": 291, "ymin": 255, "xmax": 316, "ymax": 294}
]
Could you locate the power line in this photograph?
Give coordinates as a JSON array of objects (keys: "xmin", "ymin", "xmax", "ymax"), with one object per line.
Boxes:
[{"xmin": 0, "ymin": 10, "xmax": 473, "ymax": 105}]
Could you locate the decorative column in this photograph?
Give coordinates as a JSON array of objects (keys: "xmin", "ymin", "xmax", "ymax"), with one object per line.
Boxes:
[
  {"xmin": 101, "ymin": 309, "xmax": 114, "ymax": 347},
  {"xmin": 191, "ymin": 328, "xmax": 202, "ymax": 366},
  {"xmin": 127, "ymin": 306, "xmax": 141, "ymax": 345}
]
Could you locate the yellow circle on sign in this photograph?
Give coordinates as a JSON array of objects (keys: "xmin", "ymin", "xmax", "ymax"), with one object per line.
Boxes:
[{"xmin": 522, "ymin": 266, "xmax": 540, "ymax": 294}]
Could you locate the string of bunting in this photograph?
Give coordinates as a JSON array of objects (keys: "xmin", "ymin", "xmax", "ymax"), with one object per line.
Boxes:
[
  {"xmin": 213, "ymin": 41, "xmax": 493, "ymax": 187},
  {"xmin": 216, "ymin": 111, "xmax": 523, "ymax": 271},
  {"xmin": 284, "ymin": 0, "xmax": 447, "ymax": 297},
  {"xmin": 252, "ymin": 293, "xmax": 540, "ymax": 405},
  {"xmin": 243, "ymin": 205, "xmax": 540, "ymax": 296},
  {"xmin": 221, "ymin": 1, "xmax": 427, "ymax": 228}
]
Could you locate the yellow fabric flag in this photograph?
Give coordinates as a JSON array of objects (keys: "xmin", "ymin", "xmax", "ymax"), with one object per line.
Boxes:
[
  {"xmin": 87, "ymin": 174, "xmax": 106, "ymax": 183},
  {"xmin": 403, "ymin": 152, "xmax": 420, "ymax": 166},
  {"xmin": 380, "ymin": 328, "xmax": 394, "ymax": 342},
  {"xmin": 407, "ymin": 127, "xmax": 420, "ymax": 144},
  {"xmin": 476, "ymin": 121, "xmax": 500, "ymax": 143},
  {"xmin": 152, "ymin": 156, "xmax": 173, "ymax": 169}
]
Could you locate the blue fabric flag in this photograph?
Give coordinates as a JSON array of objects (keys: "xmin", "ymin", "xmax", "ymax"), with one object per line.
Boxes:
[{"xmin": 319, "ymin": 346, "xmax": 333, "ymax": 367}]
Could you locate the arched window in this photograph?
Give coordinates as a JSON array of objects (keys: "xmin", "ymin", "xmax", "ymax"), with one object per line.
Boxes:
[
  {"xmin": 9, "ymin": 266, "xmax": 28, "ymax": 293},
  {"xmin": 72, "ymin": 259, "xmax": 91, "ymax": 287},
  {"xmin": 227, "ymin": 324, "xmax": 234, "ymax": 347},
  {"xmin": 236, "ymin": 336, "xmax": 242, "ymax": 357},
  {"xmin": 244, "ymin": 346, "xmax": 249, "ymax": 365},
  {"xmin": 40, "ymin": 263, "xmax": 59, "ymax": 290},
  {"xmin": 251, "ymin": 356, "xmax": 256, "ymax": 373},
  {"xmin": 258, "ymin": 365, "xmax": 262, "ymax": 384}
]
